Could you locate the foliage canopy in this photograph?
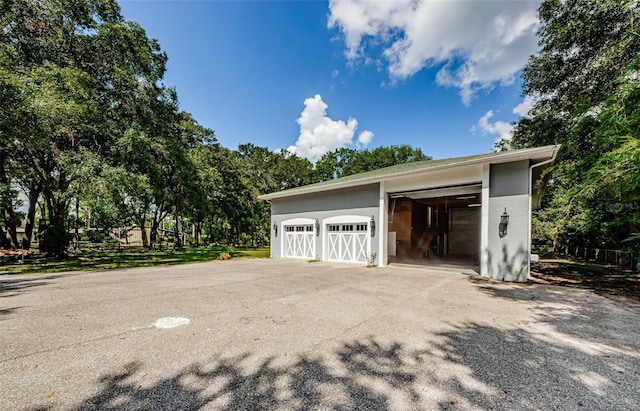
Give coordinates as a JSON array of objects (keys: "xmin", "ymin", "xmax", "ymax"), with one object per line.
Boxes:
[
  {"xmin": 511, "ymin": 0, "xmax": 640, "ymax": 252},
  {"xmin": 0, "ymin": 0, "xmax": 431, "ymax": 253}
]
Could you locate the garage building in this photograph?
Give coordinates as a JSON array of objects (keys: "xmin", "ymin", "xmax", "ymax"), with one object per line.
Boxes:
[{"xmin": 259, "ymin": 145, "xmax": 558, "ymax": 282}]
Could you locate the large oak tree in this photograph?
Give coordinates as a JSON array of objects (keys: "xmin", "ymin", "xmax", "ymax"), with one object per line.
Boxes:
[{"xmin": 511, "ymin": 0, "xmax": 640, "ymax": 252}]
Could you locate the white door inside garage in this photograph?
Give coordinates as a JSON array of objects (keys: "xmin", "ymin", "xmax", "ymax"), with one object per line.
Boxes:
[
  {"xmin": 327, "ymin": 223, "xmax": 369, "ymax": 263},
  {"xmin": 284, "ymin": 225, "xmax": 315, "ymax": 259}
]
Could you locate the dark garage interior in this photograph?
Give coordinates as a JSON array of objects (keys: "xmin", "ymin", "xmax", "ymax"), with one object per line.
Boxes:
[{"xmin": 388, "ymin": 186, "xmax": 481, "ymax": 267}]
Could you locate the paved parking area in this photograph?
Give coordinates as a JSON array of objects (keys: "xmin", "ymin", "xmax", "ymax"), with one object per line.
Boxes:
[{"xmin": 1, "ymin": 259, "xmax": 639, "ymax": 410}]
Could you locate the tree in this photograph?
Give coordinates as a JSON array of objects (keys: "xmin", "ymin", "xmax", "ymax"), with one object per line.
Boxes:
[
  {"xmin": 1, "ymin": 0, "xmax": 167, "ymax": 253},
  {"xmin": 0, "ymin": 0, "xmax": 436, "ymax": 254},
  {"xmin": 577, "ymin": 60, "xmax": 640, "ymax": 251},
  {"xmin": 232, "ymin": 144, "xmax": 314, "ymax": 246},
  {"xmin": 165, "ymin": 112, "xmax": 213, "ymax": 249},
  {"xmin": 189, "ymin": 144, "xmax": 221, "ymax": 246},
  {"xmin": 314, "ymin": 145, "xmax": 431, "ymax": 179},
  {"xmin": 511, "ymin": 0, "xmax": 640, "ymax": 251},
  {"xmin": 0, "ymin": 52, "xmax": 35, "ymax": 248},
  {"xmin": 199, "ymin": 144, "xmax": 248, "ymax": 245}
]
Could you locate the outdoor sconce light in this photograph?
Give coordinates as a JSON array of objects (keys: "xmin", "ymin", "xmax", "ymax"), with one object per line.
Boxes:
[
  {"xmin": 370, "ymin": 215, "xmax": 376, "ymax": 237},
  {"xmin": 499, "ymin": 208, "xmax": 509, "ymax": 238},
  {"xmin": 315, "ymin": 218, "xmax": 320, "ymax": 236},
  {"xmin": 273, "ymin": 222, "xmax": 278, "ymax": 237}
]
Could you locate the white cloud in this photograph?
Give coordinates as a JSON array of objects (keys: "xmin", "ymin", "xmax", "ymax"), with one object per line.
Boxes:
[
  {"xmin": 513, "ymin": 95, "xmax": 535, "ymax": 118},
  {"xmin": 288, "ymin": 94, "xmax": 372, "ymax": 161},
  {"xmin": 473, "ymin": 94, "xmax": 537, "ymax": 143},
  {"xmin": 328, "ymin": 0, "xmax": 541, "ymax": 105},
  {"xmin": 357, "ymin": 130, "xmax": 374, "ymax": 145},
  {"xmin": 473, "ymin": 110, "xmax": 513, "ymax": 142}
]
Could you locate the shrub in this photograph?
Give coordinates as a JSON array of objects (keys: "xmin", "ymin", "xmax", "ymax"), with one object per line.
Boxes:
[
  {"xmin": 83, "ymin": 230, "xmax": 107, "ymax": 243},
  {"xmin": 39, "ymin": 225, "xmax": 70, "ymax": 256}
]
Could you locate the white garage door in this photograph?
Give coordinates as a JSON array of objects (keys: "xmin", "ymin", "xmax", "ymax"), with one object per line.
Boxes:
[
  {"xmin": 327, "ymin": 223, "xmax": 369, "ymax": 263},
  {"xmin": 284, "ymin": 225, "xmax": 315, "ymax": 259}
]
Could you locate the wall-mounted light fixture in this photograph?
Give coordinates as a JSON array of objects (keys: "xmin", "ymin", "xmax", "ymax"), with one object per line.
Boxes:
[
  {"xmin": 273, "ymin": 222, "xmax": 278, "ymax": 237},
  {"xmin": 498, "ymin": 208, "xmax": 509, "ymax": 238},
  {"xmin": 315, "ymin": 218, "xmax": 320, "ymax": 237},
  {"xmin": 370, "ymin": 215, "xmax": 376, "ymax": 237}
]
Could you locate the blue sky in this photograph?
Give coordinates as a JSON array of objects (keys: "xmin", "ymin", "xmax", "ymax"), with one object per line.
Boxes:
[{"xmin": 119, "ymin": 0, "xmax": 541, "ymax": 161}]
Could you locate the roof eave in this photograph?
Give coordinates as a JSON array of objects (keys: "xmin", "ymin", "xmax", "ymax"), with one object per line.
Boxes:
[{"xmin": 258, "ymin": 145, "xmax": 559, "ymax": 201}]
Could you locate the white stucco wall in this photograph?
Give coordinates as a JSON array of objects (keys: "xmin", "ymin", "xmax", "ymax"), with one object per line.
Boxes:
[{"xmin": 484, "ymin": 160, "xmax": 531, "ymax": 281}]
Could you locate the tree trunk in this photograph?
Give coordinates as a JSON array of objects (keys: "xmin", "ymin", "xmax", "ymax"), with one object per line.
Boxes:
[
  {"xmin": 194, "ymin": 221, "xmax": 202, "ymax": 246},
  {"xmin": 0, "ymin": 152, "xmax": 18, "ymax": 249},
  {"xmin": 22, "ymin": 185, "xmax": 41, "ymax": 250},
  {"xmin": 207, "ymin": 220, "xmax": 214, "ymax": 244},
  {"xmin": 149, "ymin": 205, "xmax": 168, "ymax": 250},
  {"xmin": 174, "ymin": 210, "xmax": 180, "ymax": 249},
  {"xmin": 150, "ymin": 207, "xmax": 159, "ymax": 249},
  {"xmin": 0, "ymin": 225, "xmax": 10, "ymax": 249},
  {"xmin": 139, "ymin": 216, "xmax": 149, "ymax": 248},
  {"xmin": 54, "ymin": 200, "xmax": 66, "ymax": 227},
  {"xmin": 74, "ymin": 197, "xmax": 80, "ymax": 250},
  {"xmin": 44, "ymin": 191, "xmax": 55, "ymax": 226},
  {"xmin": 50, "ymin": 169, "xmax": 70, "ymax": 229},
  {"xmin": 150, "ymin": 217, "xmax": 159, "ymax": 249},
  {"xmin": 232, "ymin": 223, "xmax": 238, "ymax": 246},
  {"xmin": 2, "ymin": 206, "xmax": 19, "ymax": 249}
]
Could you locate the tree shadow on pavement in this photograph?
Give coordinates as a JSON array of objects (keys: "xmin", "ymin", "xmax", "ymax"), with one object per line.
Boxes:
[
  {"xmin": 75, "ymin": 339, "xmax": 422, "ymax": 411},
  {"xmin": 66, "ymin": 270, "xmax": 640, "ymax": 410},
  {"xmin": 0, "ymin": 307, "xmax": 21, "ymax": 317},
  {"xmin": 0, "ymin": 277, "xmax": 50, "ymax": 298},
  {"xmin": 446, "ymin": 277, "xmax": 640, "ymax": 410},
  {"xmin": 73, "ymin": 319, "xmax": 640, "ymax": 411},
  {"xmin": 470, "ymin": 276, "xmax": 640, "ymax": 351},
  {"xmin": 421, "ymin": 323, "xmax": 640, "ymax": 410}
]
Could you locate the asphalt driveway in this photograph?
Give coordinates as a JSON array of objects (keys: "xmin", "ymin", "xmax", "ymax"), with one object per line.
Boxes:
[{"xmin": 1, "ymin": 259, "xmax": 639, "ymax": 410}]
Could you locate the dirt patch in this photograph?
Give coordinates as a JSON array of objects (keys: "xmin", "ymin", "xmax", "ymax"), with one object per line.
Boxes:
[
  {"xmin": 531, "ymin": 260, "xmax": 640, "ymax": 305},
  {"xmin": 0, "ymin": 249, "xmax": 33, "ymax": 264},
  {"xmin": 0, "ymin": 249, "xmax": 30, "ymax": 257}
]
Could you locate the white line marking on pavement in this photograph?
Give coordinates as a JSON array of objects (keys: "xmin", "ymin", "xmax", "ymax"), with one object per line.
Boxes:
[{"xmin": 154, "ymin": 317, "xmax": 191, "ymax": 329}]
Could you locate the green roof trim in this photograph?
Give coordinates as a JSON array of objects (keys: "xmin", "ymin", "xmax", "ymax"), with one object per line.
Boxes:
[{"xmin": 259, "ymin": 145, "xmax": 559, "ymax": 200}]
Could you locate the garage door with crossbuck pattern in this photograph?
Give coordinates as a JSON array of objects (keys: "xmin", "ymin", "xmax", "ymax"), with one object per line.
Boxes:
[
  {"xmin": 284, "ymin": 225, "xmax": 315, "ymax": 259},
  {"xmin": 327, "ymin": 223, "xmax": 369, "ymax": 263}
]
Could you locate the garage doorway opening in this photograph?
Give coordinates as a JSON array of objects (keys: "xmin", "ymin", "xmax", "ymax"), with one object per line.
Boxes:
[{"xmin": 388, "ymin": 185, "xmax": 481, "ymax": 269}]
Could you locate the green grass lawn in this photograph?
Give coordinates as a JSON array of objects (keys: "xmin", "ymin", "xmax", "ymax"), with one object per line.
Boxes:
[{"xmin": 0, "ymin": 247, "xmax": 270, "ymax": 276}]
